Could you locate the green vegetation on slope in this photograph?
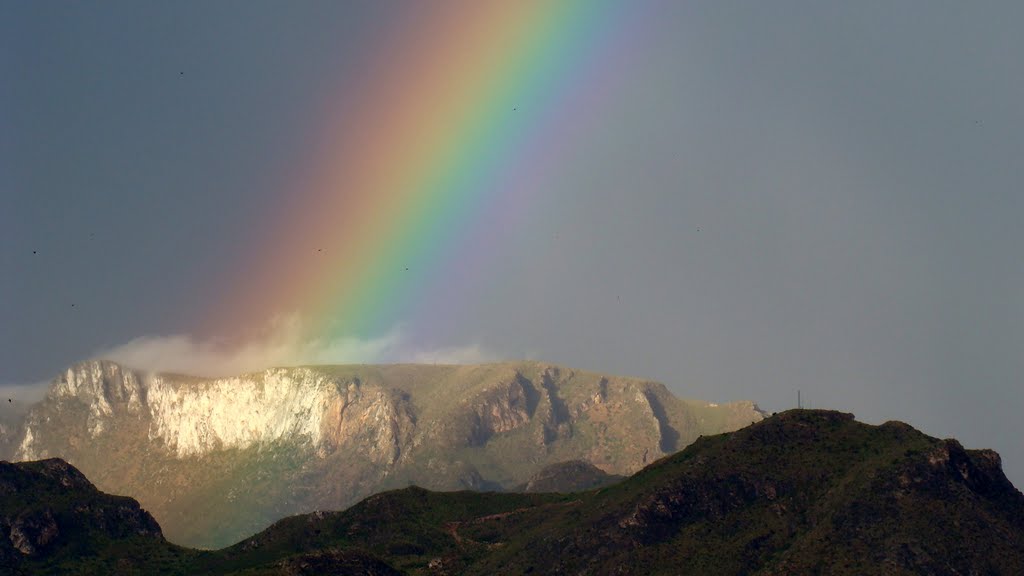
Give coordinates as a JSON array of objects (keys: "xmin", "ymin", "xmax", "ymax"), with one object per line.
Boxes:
[
  {"xmin": 0, "ymin": 459, "xmax": 196, "ymax": 575},
  {"xmin": 4, "ymin": 410, "xmax": 1022, "ymax": 574}
]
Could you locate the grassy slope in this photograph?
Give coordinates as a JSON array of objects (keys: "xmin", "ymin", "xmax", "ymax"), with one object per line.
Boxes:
[
  {"xmin": 469, "ymin": 410, "xmax": 1024, "ymax": 575},
  {"xmin": 128, "ymin": 411, "xmax": 1024, "ymax": 574},
  {"xmin": 6, "ymin": 410, "xmax": 1024, "ymax": 574}
]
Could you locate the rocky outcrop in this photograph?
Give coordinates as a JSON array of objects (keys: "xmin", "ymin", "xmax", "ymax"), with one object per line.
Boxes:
[
  {"xmin": 8, "ymin": 360, "xmax": 764, "ymax": 548},
  {"xmin": 319, "ymin": 383, "xmax": 416, "ymax": 466},
  {"xmin": 445, "ymin": 375, "xmax": 536, "ymax": 447},
  {"xmin": 7, "ymin": 509, "xmax": 59, "ymax": 556}
]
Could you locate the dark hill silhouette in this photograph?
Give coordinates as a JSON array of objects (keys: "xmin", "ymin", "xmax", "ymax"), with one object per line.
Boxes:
[{"xmin": 3, "ymin": 410, "xmax": 1022, "ymax": 574}]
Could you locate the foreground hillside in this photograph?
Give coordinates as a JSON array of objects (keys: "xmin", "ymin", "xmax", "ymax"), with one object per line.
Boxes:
[
  {"xmin": 0, "ymin": 458, "xmax": 177, "ymax": 575},
  {"xmin": 10, "ymin": 360, "xmax": 762, "ymax": 547},
  {"xmin": 4, "ymin": 410, "xmax": 1022, "ymax": 575}
]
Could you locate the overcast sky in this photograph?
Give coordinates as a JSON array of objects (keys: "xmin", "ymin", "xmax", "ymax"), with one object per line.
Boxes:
[{"xmin": 3, "ymin": 2, "xmax": 1022, "ymax": 484}]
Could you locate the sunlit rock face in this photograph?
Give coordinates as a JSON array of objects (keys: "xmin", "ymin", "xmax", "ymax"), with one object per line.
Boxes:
[
  {"xmin": 18, "ymin": 363, "xmax": 414, "ymax": 463},
  {"xmin": 143, "ymin": 369, "xmax": 338, "ymax": 457},
  {"xmin": 11, "ymin": 360, "xmax": 764, "ymax": 549},
  {"xmin": 40, "ymin": 361, "xmax": 145, "ymax": 437}
]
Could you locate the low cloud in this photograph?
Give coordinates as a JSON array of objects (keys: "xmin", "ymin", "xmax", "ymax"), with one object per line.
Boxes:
[
  {"xmin": 0, "ymin": 322, "xmax": 499, "ymax": 415},
  {"xmin": 91, "ymin": 319, "xmax": 498, "ymax": 378},
  {"xmin": 97, "ymin": 331, "xmax": 401, "ymax": 377}
]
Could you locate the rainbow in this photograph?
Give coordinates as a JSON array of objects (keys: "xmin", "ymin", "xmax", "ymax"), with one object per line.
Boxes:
[{"xmin": 206, "ymin": 1, "xmax": 634, "ymax": 347}]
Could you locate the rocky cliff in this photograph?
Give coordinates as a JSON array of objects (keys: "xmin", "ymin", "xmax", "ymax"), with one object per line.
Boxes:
[{"xmin": 10, "ymin": 360, "xmax": 763, "ymax": 548}]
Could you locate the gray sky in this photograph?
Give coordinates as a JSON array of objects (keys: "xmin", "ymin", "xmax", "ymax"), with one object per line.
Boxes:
[{"xmin": 3, "ymin": 2, "xmax": 1023, "ymax": 484}]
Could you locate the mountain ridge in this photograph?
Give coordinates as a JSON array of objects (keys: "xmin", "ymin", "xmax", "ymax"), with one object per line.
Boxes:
[
  {"xmin": 4, "ymin": 410, "xmax": 1021, "ymax": 574},
  {"xmin": 9, "ymin": 359, "xmax": 763, "ymax": 548},
  {"xmin": 225, "ymin": 409, "xmax": 1024, "ymax": 575}
]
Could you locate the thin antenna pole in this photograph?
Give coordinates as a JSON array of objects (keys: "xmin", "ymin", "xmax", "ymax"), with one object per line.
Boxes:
[{"xmin": 798, "ymin": 390, "xmax": 802, "ymax": 409}]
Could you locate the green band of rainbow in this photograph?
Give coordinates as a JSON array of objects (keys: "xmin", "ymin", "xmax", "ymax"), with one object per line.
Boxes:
[{"xmin": 207, "ymin": 1, "xmax": 632, "ymax": 349}]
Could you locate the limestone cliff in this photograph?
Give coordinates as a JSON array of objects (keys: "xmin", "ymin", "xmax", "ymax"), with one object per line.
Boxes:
[{"xmin": 11, "ymin": 360, "xmax": 763, "ymax": 548}]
